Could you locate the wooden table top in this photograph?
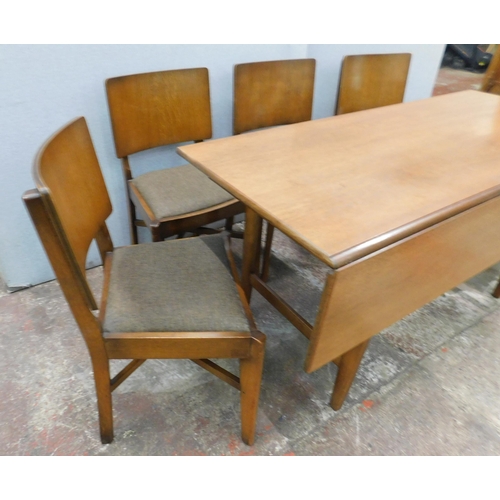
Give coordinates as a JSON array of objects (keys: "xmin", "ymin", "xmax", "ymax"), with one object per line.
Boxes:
[{"xmin": 178, "ymin": 90, "xmax": 500, "ymax": 268}]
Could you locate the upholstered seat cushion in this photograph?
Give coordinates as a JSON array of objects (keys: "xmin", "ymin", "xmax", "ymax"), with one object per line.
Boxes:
[
  {"xmin": 131, "ymin": 164, "xmax": 235, "ymax": 220},
  {"xmin": 102, "ymin": 235, "xmax": 250, "ymax": 333}
]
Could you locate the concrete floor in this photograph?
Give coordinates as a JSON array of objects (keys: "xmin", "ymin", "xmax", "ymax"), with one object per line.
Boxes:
[
  {"xmin": 2, "ymin": 67, "xmax": 499, "ymax": 456},
  {"xmin": 432, "ymin": 66, "xmax": 484, "ymax": 96}
]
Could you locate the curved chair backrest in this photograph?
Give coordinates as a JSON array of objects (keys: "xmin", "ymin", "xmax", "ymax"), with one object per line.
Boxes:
[
  {"xmin": 30, "ymin": 117, "xmax": 113, "ymax": 311},
  {"xmin": 106, "ymin": 68, "xmax": 213, "ymax": 158},
  {"xmin": 33, "ymin": 117, "xmax": 112, "ymax": 275},
  {"xmin": 233, "ymin": 59, "xmax": 316, "ymax": 135},
  {"xmin": 336, "ymin": 53, "xmax": 412, "ymax": 115}
]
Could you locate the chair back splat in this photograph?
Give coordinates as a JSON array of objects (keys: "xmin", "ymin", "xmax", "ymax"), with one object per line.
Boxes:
[
  {"xmin": 233, "ymin": 58, "xmax": 316, "ymax": 135},
  {"xmin": 336, "ymin": 53, "xmax": 411, "ymax": 115},
  {"xmin": 23, "ymin": 117, "xmax": 265, "ymax": 446}
]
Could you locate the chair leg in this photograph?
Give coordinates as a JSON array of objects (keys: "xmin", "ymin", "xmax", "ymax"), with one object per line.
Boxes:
[
  {"xmin": 260, "ymin": 223, "xmax": 274, "ymax": 282},
  {"xmin": 92, "ymin": 358, "xmax": 114, "ymax": 444},
  {"xmin": 225, "ymin": 216, "xmax": 234, "ymax": 232},
  {"xmin": 330, "ymin": 339, "xmax": 370, "ymax": 411},
  {"xmin": 239, "ymin": 332, "xmax": 266, "ymax": 446},
  {"xmin": 493, "ymin": 279, "xmax": 500, "ymax": 298},
  {"xmin": 242, "ymin": 208, "xmax": 263, "ymax": 301},
  {"xmin": 129, "ymin": 200, "xmax": 139, "ymax": 245}
]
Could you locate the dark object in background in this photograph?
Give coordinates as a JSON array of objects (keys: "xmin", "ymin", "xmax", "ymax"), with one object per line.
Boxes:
[{"xmin": 442, "ymin": 45, "xmax": 493, "ymax": 72}]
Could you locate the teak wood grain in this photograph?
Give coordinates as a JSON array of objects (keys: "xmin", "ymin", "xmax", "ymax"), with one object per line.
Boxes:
[
  {"xmin": 233, "ymin": 59, "xmax": 316, "ymax": 134},
  {"xmin": 106, "ymin": 68, "xmax": 213, "ymax": 157},
  {"xmin": 178, "ymin": 90, "xmax": 500, "ymax": 410},
  {"xmin": 307, "ymin": 195, "xmax": 500, "ymax": 372},
  {"xmin": 335, "ymin": 53, "xmax": 411, "ymax": 115},
  {"xmin": 179, "ymin": 91, "xmax": 500, "ymax": 269}
]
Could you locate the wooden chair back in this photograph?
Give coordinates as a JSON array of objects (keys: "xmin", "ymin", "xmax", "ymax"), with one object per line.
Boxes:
[
  {"xmin": 233, "ymin": 59, "xmax": 316, "ymax": 135},
  {"xmin": 106, "ymin": 68, "xmax": 213, "ymax": 158},
  {"xmin": 482, "ymin": 49, "xmax": 500, "ymax": 95},
  {"xmin": 30, "ymin": 117, "xmax": 113, "ymax": 311},
  {"xmin": 336, "ymin": 53, "xmax": 411, "ymax": 115}
]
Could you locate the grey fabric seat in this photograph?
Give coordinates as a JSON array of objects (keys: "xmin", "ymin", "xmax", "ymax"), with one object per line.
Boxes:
[
  {"xmin": 132, "ymin": 165, "xmax": 234, "ymax": 220},
  {"xmin": 103, "ymin": 235, "xmax": 250, "ymax": 334}
]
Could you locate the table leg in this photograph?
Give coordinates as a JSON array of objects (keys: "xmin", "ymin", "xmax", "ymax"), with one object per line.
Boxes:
[
  {"xmin": 242, "ymin": 207, "xmax": 263, "ymax": 301},
  {"xmin": 330, "ymin": 339, "xmax": 370, "ymax": 410},
  {"xmin": 260, "ymin": 222, "xmax": 275, "ymax": 282}
]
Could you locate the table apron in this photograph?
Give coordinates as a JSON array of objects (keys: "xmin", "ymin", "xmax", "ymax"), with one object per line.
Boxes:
[{"xmin": 305, "ymin": 195, "xmax": 500, "ymax": 372}]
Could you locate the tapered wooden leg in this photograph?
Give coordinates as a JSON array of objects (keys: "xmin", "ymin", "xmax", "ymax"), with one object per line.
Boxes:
[
  {"xmin": 260, "ymin": 223, "xmax": 274, "ymax": 282},
  {"xmin": 493, "ymin": 279, "xmax": 500, "ymax": 298},
  {"xmin": 92, "ymin": 358, "xmax": 114, "ymax": 444},
  {"xmin": 242, "ymin": 208, "xmax": 263, "ymax": 301},
  {"xmin": 330, "ymin": 340, "xmax": 370, "ymax": 411},
  {"xmin": 129, "ymin": 200, "xmax": 139, "ymax": 245},
  {"xmin": 240, "ymin": 332, "xmax": 266, "ymax": 446}
]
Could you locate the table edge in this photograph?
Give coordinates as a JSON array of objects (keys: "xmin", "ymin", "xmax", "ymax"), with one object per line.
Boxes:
[
  {"xmin": 178, "ymin": 146, "xmax": 500, "ymax": 270},
  {"xmin": 329, "ymin": 186, "xmax": 500, "ymax": 268}
]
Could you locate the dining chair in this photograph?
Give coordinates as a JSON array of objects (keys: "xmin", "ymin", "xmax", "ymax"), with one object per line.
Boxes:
[
  {"xmin": 233, "ymin": 58, "xmax": 316, "ymax": 281},
  {"xmin": 22, "ymin": 117, "xmax": 266, "ymax": 445},
  {"xmin": 105, "ymin": 68, "xmax": 244, "ymax": 244},
  {"xmin": 335, "ymin": 53, "xmax": 412, "ymax": 115},
  {"xmin": 481, "ymin": 49, "xmax": 500, "ymax": 94}
]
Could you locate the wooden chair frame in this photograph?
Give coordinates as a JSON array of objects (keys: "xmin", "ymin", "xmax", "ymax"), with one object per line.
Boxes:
[
  {"xmin": 106, "ymin": 68, "xmax": 244, "ymax": 244},
  {"xmin": 335, "ymin": 53, "xmax": 412, "ymax": 115},
  {"xmin": 23, "ymin": 117, "xmax": 265, "ymax": 445}
]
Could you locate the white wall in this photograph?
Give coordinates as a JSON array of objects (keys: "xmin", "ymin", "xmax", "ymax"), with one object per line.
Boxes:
[{"xmin": 0, "ymin": 44, "xmax": 444, "ymax": 289}]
